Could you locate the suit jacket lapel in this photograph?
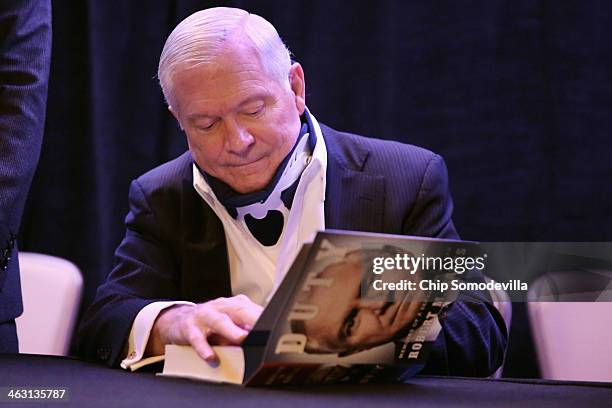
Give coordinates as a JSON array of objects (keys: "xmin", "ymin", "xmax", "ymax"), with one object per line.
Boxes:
[
  {"xmin": 323, "ymin": 126, "xmax": 385, "ymax": 232},
  {"xmin": 181, "ymin": 176, "xmax": 233, "ymax": 302}
]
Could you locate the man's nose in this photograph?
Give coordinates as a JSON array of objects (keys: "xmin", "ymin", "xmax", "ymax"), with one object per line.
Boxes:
[{"xmin": 225, "ymin": 120, "xmax": 255, "ymax": 155}]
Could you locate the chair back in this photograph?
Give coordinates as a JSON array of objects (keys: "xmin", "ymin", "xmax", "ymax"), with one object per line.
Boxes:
[
  {"xmin": 527, "ymin": 270, "xmax": 612, "ymax": 382},
  {"xmin": 15, "ymin": 252, "xmax": 83, "ymax": 356}
]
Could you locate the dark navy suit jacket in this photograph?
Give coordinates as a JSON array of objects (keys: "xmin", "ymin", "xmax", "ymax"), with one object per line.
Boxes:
[
  {"xmin": 78, "ymin": 123, "xmax": 507, "ymax": 376},
  {"xmin": 0, "ymin": 0, "xmax": 52, "ymax": 352}
]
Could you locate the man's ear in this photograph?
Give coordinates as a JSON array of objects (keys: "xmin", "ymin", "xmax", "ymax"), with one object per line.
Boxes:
[
  {"xmin": 168, "ymin": 105, "xmax": 184, "ymax": 130},
  {"xmin": 289, "ymin": 62, "xmax": 306, "ymax": 115}
]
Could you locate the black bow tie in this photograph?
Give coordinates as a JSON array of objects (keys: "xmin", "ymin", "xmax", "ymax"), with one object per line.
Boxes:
[{"xmin": 244, "ymin": 210, "xmax": 285, "ymax": 246}]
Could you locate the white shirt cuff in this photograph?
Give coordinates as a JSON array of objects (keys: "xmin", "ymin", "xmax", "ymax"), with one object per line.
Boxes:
[{"xmin": 120, "ymin": 300, "xmax": 194, "ymax": 371}]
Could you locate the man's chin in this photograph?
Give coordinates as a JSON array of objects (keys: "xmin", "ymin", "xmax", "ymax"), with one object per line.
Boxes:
[
  {"xmin": 227, "ymin": 175, "xmax": 273, "ymax": 194},
  {"xmin": 221, "ymin": 162, "xmax": 277, "ymax": 194}
]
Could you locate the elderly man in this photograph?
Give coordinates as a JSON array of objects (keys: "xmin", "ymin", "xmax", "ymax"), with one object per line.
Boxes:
[{"xmin": 78, "ymin": 7, "xmax": 506, "ymax": 376}]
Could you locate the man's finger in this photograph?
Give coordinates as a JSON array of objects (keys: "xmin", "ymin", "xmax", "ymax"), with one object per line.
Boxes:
[
  {"xmin": 212, "ymin": 295, "xmax": 263, "ymax": 328},
  {"xmin": 222, "ymin": 303, "xmax": 263, "ymax": 329},
  {"xmin": 199, "ymin": 308, "xmax": 248, "ymax": 344},
  {"xmin": 185, "ymin": 324, "xmax": 216, "ymax": 362}
]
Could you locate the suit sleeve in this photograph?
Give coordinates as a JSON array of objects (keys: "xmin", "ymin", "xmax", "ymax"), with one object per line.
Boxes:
[
  {"xmin": 77, "ymin": 179, "xmax": 182, "ymax": 367},
  {"xmin": 404, "ymin": 154, "xmax": 508, "ymax": 376},
  {"xmin": 402, "ymin": 154, "xmax": 458, "ymax": 239},
  {"xmin": 0, "ymin": 0, "xmax": 51, "ymax": 321}
]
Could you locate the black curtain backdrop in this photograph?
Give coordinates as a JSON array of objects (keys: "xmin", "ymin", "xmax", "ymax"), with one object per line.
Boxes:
[{"xmin": 20, "ymin": 0, "xmax": 612, "ymax": 377}]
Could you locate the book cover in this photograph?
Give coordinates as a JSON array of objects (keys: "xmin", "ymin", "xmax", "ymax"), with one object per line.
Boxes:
[{"xmin": 158, "ymin": 230, "xmax": 482, "ymax": 386}]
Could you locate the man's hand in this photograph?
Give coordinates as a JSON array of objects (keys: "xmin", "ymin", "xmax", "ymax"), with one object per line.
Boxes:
[{"xmin": 145, "ymin": 294, "xmax": 263, "ymax": 361}]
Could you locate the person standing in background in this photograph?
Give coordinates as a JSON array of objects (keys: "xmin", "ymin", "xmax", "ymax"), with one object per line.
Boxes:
[{"xmin": 0, "ymin": 0, "xmax": 52, "ymax": 352}]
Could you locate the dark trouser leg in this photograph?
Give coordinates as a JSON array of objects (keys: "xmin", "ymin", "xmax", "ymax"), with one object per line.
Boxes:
[{"xmin": 0, "ymin": 319, "xmax": 18, "ymax": 353}]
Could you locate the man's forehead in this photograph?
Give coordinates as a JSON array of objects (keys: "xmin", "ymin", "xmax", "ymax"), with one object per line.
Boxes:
[
  {"xmin": 172, "ymin": 57, "xmax": 266, "ymax": 92},
  {"xmin": 185, "ymin": 93, "xmax": 269, "ymax": 120},
  {"xmin": 172, "ymin": 63, "xmax": 274, "ymax": 116}
]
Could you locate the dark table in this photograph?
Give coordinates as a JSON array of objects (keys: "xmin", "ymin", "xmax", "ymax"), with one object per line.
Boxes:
[{"xmin": 1, "ymin": 354, "xmax": 611, "ymax": 407}]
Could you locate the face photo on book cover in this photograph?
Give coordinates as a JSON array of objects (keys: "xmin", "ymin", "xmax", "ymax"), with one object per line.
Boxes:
[{"xmin": 290, "ymin": 245, "xmax": 426, "ymax": 357}]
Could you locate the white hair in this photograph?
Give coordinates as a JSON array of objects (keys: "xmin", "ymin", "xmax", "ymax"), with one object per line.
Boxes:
[{"xmin": 158, "ymin": 7, "xmax": 292, "ymax": 105}]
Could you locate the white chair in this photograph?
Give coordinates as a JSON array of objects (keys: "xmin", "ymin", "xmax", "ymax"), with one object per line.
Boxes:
[
  {"xmin": 15, "ymin": 252, "xmax": 83, "ymax": 356},
  {"xmin": 528, "ymin": 270, "xmax": 612, "ymax": 382}
]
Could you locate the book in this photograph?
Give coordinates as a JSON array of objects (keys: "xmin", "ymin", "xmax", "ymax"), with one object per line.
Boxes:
[{"xmin": 156, "ymin": 229, "xmax": 481, "ymax": 385}]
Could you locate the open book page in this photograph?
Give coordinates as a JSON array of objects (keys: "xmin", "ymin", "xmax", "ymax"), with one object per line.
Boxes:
[
  {"xmin": 158, "ymin": 345, "xmax": 245, "ymax": 384},
  {"xmin": 127, "ymin": 355, "xmax": 165, "ymax": 372}
]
